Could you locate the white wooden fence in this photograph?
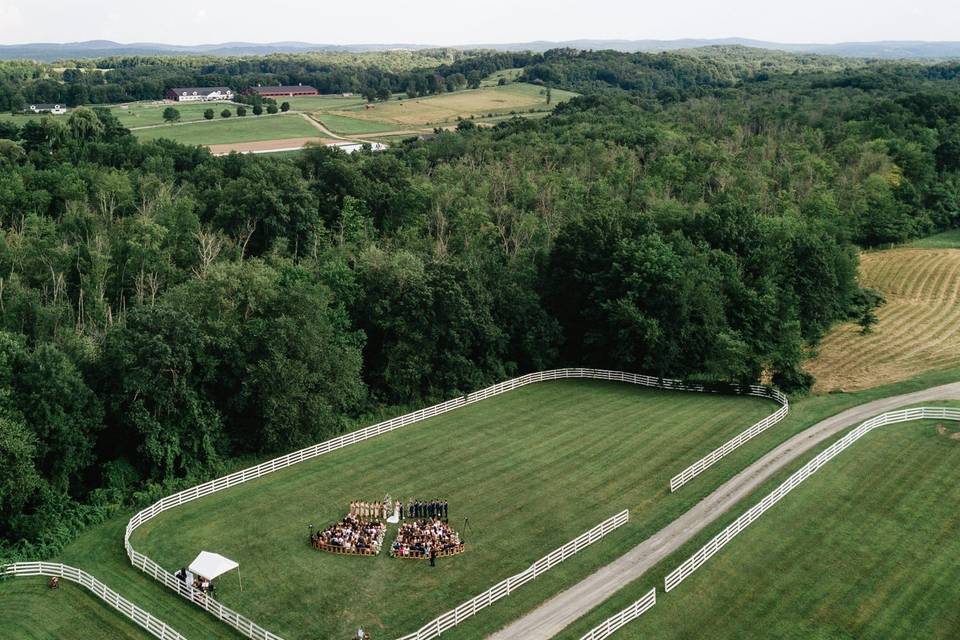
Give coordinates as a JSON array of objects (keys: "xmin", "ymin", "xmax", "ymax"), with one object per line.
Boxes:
[
  {"xmin": 669, "ymin": 388, "xmax": 789, "ymax": 492},
  {"xmin": 0, "ymin": 561, "xmax": 186, "ymax": 640},
  {"xmin": 123, "ymin": 368, "xmax": 784, "ymax": 640},
  {"xmin": 395, "ymin": 510, "xmax": 630, "ymax": 640},
  {"xmin": 577, "ymin": 588, "xmax": 657, "ymax": 640},
  {"xmin": 664, "ymin": 406, "xmax": 960, "ymax": 592}
]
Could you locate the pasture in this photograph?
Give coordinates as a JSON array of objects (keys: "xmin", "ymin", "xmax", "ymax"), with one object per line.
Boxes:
[
  {"xmin": 558, "ymin": 411, "xmax": 960, "ymax": 640},
  {"xmin": 806, "ymin": 247, "xmax": 960, "ymax": 392},
  {"xmin": 133, "ymin": 114, "xmax": 322, "ymax": 146},
  {"xmin": 0, "ymin": 578, "xmax": 153, "ymax": 640},
  {"xmin": 114, "ymin": 101, "xmax": 236, "ymax": 127},
  {"xmin": 131, "ymin": 379, "xmax": 774, "ymax": 640},
  {"xmin": 311, "ymin": 83, "xmax": 577, "ymax": 135}
]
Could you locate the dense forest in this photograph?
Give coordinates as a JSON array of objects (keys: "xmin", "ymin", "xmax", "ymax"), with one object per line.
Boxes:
[{"xmin": 0, "ymin": 49, "xmax": 958, "ymax": 562}]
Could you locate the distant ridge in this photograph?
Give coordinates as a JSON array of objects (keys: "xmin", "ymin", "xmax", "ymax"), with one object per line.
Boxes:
[{"xmin": 3, "ymin": 38, "xmax": 960, "ymax": 62}]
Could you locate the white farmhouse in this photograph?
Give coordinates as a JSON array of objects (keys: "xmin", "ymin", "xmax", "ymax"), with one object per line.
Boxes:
[{"xmin": 165, "ymin": 87, "xmax": 235, "ymax": 102}]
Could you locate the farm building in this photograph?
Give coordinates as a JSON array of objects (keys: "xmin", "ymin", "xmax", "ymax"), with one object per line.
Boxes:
[
  {"xmin": 245, "ymin": 83, "xmax": 319, "ymax": 97},
  {"xmin": 25, "ymin": 103, "xmax": 67, "ymax": 115},
  {"xmin": 166, "ymin": 87, "xmax": 235, "ymax": 102}
]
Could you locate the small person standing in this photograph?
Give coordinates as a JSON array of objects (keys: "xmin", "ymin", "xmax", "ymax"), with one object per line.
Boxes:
[{"xmin": 429, "ymin": 544, "xmax": 437, "ymax": 567}]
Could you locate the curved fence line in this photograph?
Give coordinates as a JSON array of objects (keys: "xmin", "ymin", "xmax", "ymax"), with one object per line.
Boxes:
[
  {"xmin": 396, "ymin": 510, "xmax": 630, "ymax": 640},
  {"xmin": 664, "ymin": 406, "xmax": 960, "ymax": 592},
  {"xmin": 123, "ymin": 368, "xmax": 784, "ymax": 640},
  {"xmin": 0, "ymin": 561, "xmax": 186, "ymax": 640},
  {"xmin": 669, "ymin": 388, "xmax": 789, "ymax": 492},
  {"xmin": 577, "ymin": 588, "xmax": 657, "ymax": 640}
]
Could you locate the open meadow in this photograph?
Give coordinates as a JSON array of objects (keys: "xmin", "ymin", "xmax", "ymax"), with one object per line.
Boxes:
[
  {"xmin": 0, "ymin": 578, "xmax": 153, "ymax": 640},
  {"xmin": 557, "ymin": 408, "xmax": 960, "ymax": 640},
  {"xmin": 131, "ymin": 379, "xmax": 774, "ymax": 640},
  {"xmin": 133, "ymin": 113, "xmax": 323, "ymax": 145},
  {"xmin": 806, "ymin": 246, "xmax": 960, "ymax": 392}
]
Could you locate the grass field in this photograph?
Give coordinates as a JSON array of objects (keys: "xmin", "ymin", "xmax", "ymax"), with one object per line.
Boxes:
[
  {"xmin": 308, "ymin": 112, "xmax": 405, "ymax": 134},
  {"xmin": 0, "ymin": 101, "xmax": 237, "ymax": 128},
  {"xmin": 280, "ymin": 95, "xmax": 367, "ymax": 112},
  {"xmin": 6, "ymin": 365, "xmax": 958, "ymax": 640},
  {"xmin": 114, "ymin": 102, "xmax": 237, "ymax": 127},
  {"xmin": 312, "ymin": 83, "xmax": 577, "ymax": 135},
  {"xmin": 133, "ymin": 114, "xmax": 321, "ymax": 145},
  {"xmin": 557, "ymin": 408, "xmax": 960, "ymax": 640},
  {"xmin": 806, "ymin": 247, "xmax": 960, "ymax": 392},
  {"xmin": 131, "ymin": 379, "xmax": 774, "ymax": 640},
  {"xmin": 0, "ymin": 578, "xmax": 153, "ymax": 640},
  {"xmin": 908, "ymin": 228, "xmax": 960, "ymax": 249}
]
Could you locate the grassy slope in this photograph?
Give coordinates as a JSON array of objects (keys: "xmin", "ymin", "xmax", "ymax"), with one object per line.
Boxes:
[
  {"xmin": 908, "ymin": 228, "xmax": 960, "ymax": 249},
  {"xmin": 556, "ymin": 406, "xmax": 960, "ymax": 640},
  {"xmin": 806, "ymin": 247, "xmax": 960, "ymax": 392},
  {"xmin": 0, "ymin": 577, "xmax": 154, "ymax": 640},
  {"xmin": 133, "ymin": 114, "xmax": 320, "ymax": 145},
  {"xmin": 131, "ymin": 380, "xmax": 774, "ymax": 640}
]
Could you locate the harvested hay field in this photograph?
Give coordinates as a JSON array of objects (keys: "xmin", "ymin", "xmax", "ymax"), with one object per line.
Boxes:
[
  {"xmin": 807, "ymin": 248, "xmax": 960, "ymax": 392},
  {"xmin": 315, "ymin": 83, "xmax": 577, "ymax": 132}
]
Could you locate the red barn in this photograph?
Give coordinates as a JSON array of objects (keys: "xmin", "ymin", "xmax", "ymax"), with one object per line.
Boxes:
[{"xmin": 245, "ymin": 83, "xmax": 319, "ymax": 98}]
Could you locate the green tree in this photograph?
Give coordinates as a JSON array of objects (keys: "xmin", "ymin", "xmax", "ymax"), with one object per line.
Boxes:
[
  {"xmin": 162, "ymin": 106, "xmax": 180, "ymax": 123},
  {"xmin": 236, "ymin": 106, "xmax": 247, "ymax": 117},
  {"xmin": 280, "ymin": 101, "xmax": 290, "ymax": 112},
  {"xmin": 221, "ymin": 108, "xmax": 231, "ymax": 118},
  {"xmin": 99, "ymin": 306, "xmax": 223, "ymax": 479},
  {"xmin": 267, "ymin": 104, "xmax": 278, "ymax": 114},
  {"xmin": 252, "ymin": 104, "xmax": 263, "ymax": 116},
  {"xmin": 203, "ymin": 108, "xmax": 214, "ymax": 120}
]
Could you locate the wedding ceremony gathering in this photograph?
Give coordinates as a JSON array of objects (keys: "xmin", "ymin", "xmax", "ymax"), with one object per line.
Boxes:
[{"xmin": 310, "ymin": 496, "xmax": 464, "ymax": 563}]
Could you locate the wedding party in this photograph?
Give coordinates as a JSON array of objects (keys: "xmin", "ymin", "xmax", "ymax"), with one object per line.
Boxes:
[{"xmin": 311, "ymin": 496, "xmax": 463, "ymax": 562}]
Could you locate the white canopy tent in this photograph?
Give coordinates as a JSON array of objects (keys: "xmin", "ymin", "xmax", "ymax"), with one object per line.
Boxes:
[{"xmin": 189, "ymin": 551, "xmax": 242, "ymax": 591}]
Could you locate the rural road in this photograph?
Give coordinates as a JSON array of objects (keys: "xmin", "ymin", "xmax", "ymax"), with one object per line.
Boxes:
[{"xmin": 488, "ymin": 380, "xmax": 960, "ymax": 640}]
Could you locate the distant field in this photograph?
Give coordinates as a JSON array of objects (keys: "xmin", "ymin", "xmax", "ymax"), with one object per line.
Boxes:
[
  {"xmin": 481, "ymin": 68, "xmax": 525, "ymax": 87},
  {"xmin": 0, "ymin": 101, "xmax": 239, "ymax": 128},
  {"xmin": 313, "ymin": 83, "xmax": 576, "ymax": 134},
  {"xmin": 558, "ymin": 416, "xmax": 960, "ymax": 640},
  {"xmin": 132, "ymin": 379, "xmax": 773, "ymax": 640},
  {"xmin": 310, "ymin": 112, "xmax": 407, "ymax": 134},
  {"xmin": 0, "ymin": 578, "xmax": 153, "ymax": 640},
  {"xmin": 281, "ymin": 95, "xmax": 366, "ymax": 112},
  {"xmin": 133, "ymin": 113, "xmax": 321, "ymax": 145},
  {"xmin": 114, "ymin": 101, "xmax": 237, "ymax": 127},
  {"xmin": 806, "ymin": 248, "xmax": 960, "ymax": 392}
]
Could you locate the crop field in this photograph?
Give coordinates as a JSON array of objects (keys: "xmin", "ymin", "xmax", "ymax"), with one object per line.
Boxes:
[
  {"xmin": 131, "ymin": 379, "xmax": 774, "ymax": 640},
  {"xmin": 806, "ymin": 247, "xmax": 960, "ymax": 392},
  {"xmin": 0, "ymin": 578, "xmax": 153, "ymax": 640},
  {"xmin": 311, "ymin": 83, "xmax": 577, "ymax": 135},
  {"xmin": 133, "ymin": 113, "xmax": 322, "ymax": 146},
  {"xmin": 558, "ymin": 413, "xmax": 960, "ymax": 640}
]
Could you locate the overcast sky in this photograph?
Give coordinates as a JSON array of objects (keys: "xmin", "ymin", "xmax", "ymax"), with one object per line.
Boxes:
[{"xmin": 1, "ymin": 0, "xmax": 958, "ymax": 45}]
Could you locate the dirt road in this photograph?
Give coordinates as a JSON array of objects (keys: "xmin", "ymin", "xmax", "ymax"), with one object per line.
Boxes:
[
  {"xmin": 207, "ymin": 137, "xmax": 332, "ymax": 155},
  {"xmin": 488, "ymin": 380, "xmax": 960, "ymax": 639}
]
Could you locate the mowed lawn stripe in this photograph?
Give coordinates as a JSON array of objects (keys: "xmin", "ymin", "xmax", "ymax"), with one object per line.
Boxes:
[
  {"xmin": 556, "ymin": 421, "xmax": 960, "ymax": 640},
  {"xmin": 0, "ymin": 578, "xmax": 155, "ymax": 640},
  {"xmin": 131, "ymin": 379, "xmax": 773, "ymax": 640}
]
